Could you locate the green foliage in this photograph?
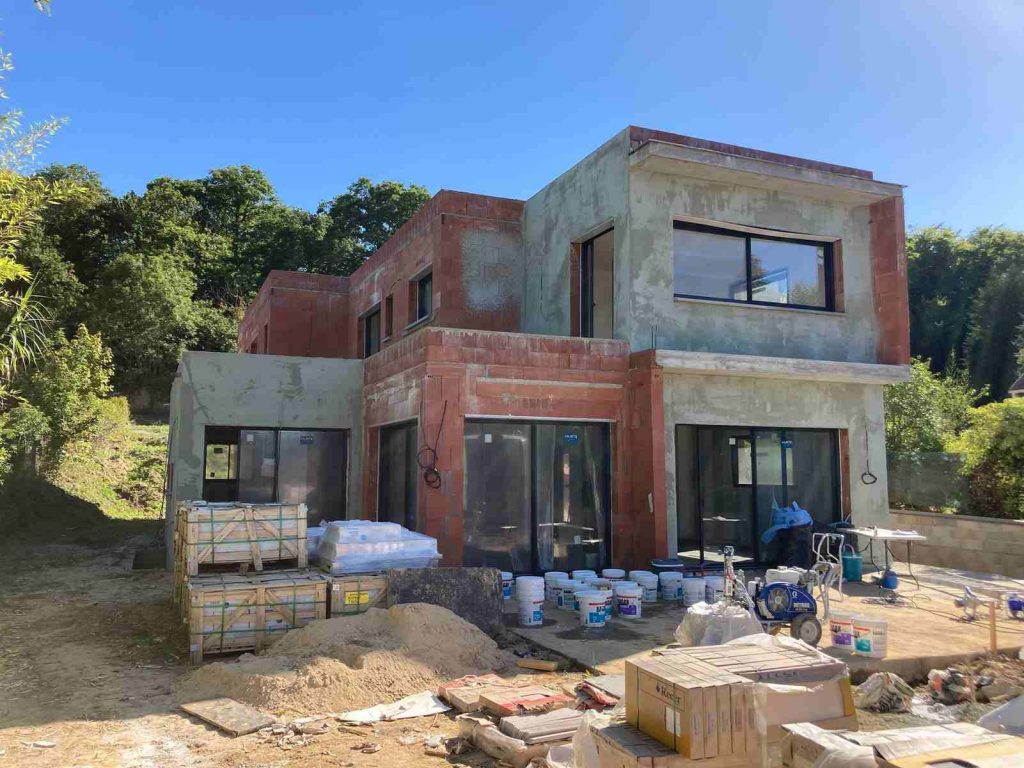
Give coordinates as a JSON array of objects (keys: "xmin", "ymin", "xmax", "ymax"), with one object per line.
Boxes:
[
  {"xmin": 16, "ymin": 325, "xmax": 113, "ymax": 470},
  {"xmin": 884, "ymin": 358, "xmax": 983, "ymax": 457},
  {"xmin": 950, "ymin": 399, "xmax": 1024, "ymax": 519},
  {"xmin": 0, "ymin": 401, "xmax": 48, "ymax": 478},
  {"xmin": 907, "ymin": 226, "xmax": 1024, "ymax": 400}
]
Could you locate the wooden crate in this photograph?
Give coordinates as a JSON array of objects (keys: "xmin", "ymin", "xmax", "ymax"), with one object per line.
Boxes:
[
  {"xmin": 186, "ymin": 569, "xmax": 327, "ymax": 664},
  {"xmin": 176, "ymin": 501, "xmax": 308, "ymax": 576},
  {"xmin": 328, "ymin": 572, "xmax": 388, "ymax": 616}
]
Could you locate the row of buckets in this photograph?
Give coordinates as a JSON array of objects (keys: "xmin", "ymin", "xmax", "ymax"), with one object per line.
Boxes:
[
  {"xmin": 503, "ymin": 569, "xmax": 728, "ymax": 628},
  {"xmin": 829, "ymin": 612, "xmax": 888, "ymax": 659}
]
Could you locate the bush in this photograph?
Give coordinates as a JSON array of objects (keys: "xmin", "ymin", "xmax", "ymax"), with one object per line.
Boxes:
[
  {"xmin": 950, "ymin": 398, "xmax": 1024, "ymax": 519},
  {"xmin": 884, "ymin": 359, "xmax": 982, "ymax": 457}
]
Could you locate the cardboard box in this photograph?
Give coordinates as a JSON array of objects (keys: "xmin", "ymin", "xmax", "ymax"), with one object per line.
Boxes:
[{"xmin": 592, "ymin": 720, "xmax": 758, "ymax": 768}]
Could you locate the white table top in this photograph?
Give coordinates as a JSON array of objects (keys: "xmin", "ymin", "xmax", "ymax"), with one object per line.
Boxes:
[{"xmin": 846, "ymin": 526, "xmax": 927, "ymax": 542}]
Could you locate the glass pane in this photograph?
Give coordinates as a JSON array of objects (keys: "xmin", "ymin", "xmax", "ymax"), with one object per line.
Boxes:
[
  {"xmin": 750, "ymin": 238, "xmax": 827, "ymax": 307},
  {"xmin": 417, "ymin": 274, "xmax": 432, "ymax": 319},
  {"xmin": 204, "ymin": 444, "xmax": 236, "ymax": 480},
  {"xmin": 696, "ymin": 428, "xmax": 755, "ymax": 563},
  {"xmin": 379, "ymin": 423, "xmax": 419, "ymax": 531},
  {"xmin": 237, "ymin": 429, "xmax": 277, "ymax": 502},
  {"xmin": 535, "ymin": 423, "xmax": 609, "ymax": 572},
  {"xmin": 673, "ymin": 228, "xmax": 747, "ymax": 300},
  {"xmin": 365, "ymin": 310, "xmax": 381, "ymax": 356},
  {"xmin": 674, "ymin": 425, "xmax": 700, "ymax": 559},
  {"xmin": 463, "ymin": 422, "xmax": 532, "ymax": 571},
  {"xmin": 278, "ymin": 430, "xmax": 347, "ymax": 525}
]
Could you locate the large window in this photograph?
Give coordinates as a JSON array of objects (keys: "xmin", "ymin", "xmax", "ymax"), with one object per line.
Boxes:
[{"xmin": 673, "ymin": 222, "xmax": 834, "ymax": 311}]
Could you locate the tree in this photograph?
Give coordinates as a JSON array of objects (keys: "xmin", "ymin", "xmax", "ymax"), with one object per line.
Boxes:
[
  {"xmin": 950, "ymin": 399, "xmax": 1024, "ymax": 519},
  {"xmin": 884, "ymin": 358, "xmax": 983, "ymax": 457},
  {"xmin": 314, "ymin": 178, "xmax": 429, "ymax": 275},
  {"xmin": 86, "ymin": 252, "xmax": 198, "ymax": 391}
]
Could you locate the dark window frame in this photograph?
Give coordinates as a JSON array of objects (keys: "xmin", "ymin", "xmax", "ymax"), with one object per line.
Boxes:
[
  {"xmin": 362, "ymin": 305, "xmax": 382, "ymax": 358},
  {"xmin": 383, "ymin": 294, "xmax": 394, "ymax": 340},
  {"xmin": 672, "ymin": 221, "xmax": 836, "ymax": 312},
  {"xmin": 414, "ymin": 271, "xmax": 433, "ymax": 322}
]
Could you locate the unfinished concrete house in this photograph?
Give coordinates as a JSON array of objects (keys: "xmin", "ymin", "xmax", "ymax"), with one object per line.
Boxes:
[{"xmin": 166, "ymin": 126, "xmax": 910, "ymax": 573}]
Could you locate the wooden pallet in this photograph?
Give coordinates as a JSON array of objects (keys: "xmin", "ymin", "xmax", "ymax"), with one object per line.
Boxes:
[
  {"xmin": 328, "ymin": 572, "xmax": 388, "ymax": 616},
  {"xmin": 186, "ymin": 569, "xmax": 327, "ymax": 665},
  {"xmin": 176, "ymin": 501, "xmax": 308, "ymax": 575}
]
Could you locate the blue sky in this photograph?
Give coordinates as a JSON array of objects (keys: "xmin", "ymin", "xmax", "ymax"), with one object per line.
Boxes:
[{"xmin": 5, "ymin": 1, "xmax": 1023, "ymax": 230}]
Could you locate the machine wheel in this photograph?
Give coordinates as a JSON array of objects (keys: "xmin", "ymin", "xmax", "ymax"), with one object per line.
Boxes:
[{"xmin": 790, "ymin": 614, "xmax": 822, "ymax": 646}]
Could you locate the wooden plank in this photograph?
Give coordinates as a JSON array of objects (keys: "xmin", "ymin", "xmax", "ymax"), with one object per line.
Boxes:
[{"xmin": 180, "ymin": 698, "xmax": 276, "ymax": 736}]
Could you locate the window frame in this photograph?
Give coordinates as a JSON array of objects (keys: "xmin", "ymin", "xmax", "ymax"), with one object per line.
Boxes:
[
  {"xmin": 672, "ymin": 220, "xmax": 836, "ymax": 312},
  {"xmin": 362, "ymin": 305, "xmax": 382, "ymax": 358},
  {"xmin": 414, "ymin": 270, "xmax": 433, "ymax": 322}
]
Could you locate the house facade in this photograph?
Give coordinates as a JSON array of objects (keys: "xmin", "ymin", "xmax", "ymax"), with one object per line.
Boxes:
[{"xmin": 166, "ymin": 126, "xmax": 910, "ymax": 573}]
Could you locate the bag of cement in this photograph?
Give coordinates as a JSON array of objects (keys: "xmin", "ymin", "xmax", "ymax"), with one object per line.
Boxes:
[
  {"xmin": 853, "ymin": 672, "xmax": 914, "ymax": 713},
  {"xmin": 674, "ymin": 601, "xmax": 763, "ymax": 646},
  {"xmin": 978, "ymin": 694, "xmax": 1024, "ymax": 735},
  {"xmin": 927, "ymin": 667, "xmax": 973, "ymax": 705}
]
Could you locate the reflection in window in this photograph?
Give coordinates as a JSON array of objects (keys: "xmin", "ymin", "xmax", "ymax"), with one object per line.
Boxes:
[{"xmin": 204, "ymin": 443, "xmax": 236, "ymax": 480}]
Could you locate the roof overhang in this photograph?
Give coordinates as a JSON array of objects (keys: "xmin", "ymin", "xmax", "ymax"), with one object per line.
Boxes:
[
  {"xmin": 655, "ymin": 349, "xmax": 910, "ymax": 386},
  {"xmin": 630, "ymin": 140, "xmax": 904, "ymax": 205}
]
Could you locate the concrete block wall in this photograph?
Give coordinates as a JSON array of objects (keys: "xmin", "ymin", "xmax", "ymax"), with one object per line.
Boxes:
[{"xmin": 890, "ymin": 509, "xmax": 1024, "ymax": 578}]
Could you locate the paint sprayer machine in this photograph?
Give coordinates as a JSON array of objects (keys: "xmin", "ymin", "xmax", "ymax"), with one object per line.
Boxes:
[{"xmin": 721, "ymin": 533, "xmax": 844, "ymax": 646}]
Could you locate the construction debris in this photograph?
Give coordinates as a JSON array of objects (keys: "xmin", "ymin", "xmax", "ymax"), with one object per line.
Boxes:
[
  {"xmin": 457, "ymin": 714, "xmax": 550, "ymax": 768},
  {"xmin": 500, "ymin": 709, "xmax": 584, "ymax": 744},
  {"xmin": 853, "ymin": 672, "xmax": 914, "ymax": 713},
  {"xmin": 339, "ymin": 691, "xmax": 449, "ymax": 723},
  {"xmin": 478, "ymin": 684, "xmax": 575, "ymax": 717},
  {"xmin": 351, "ymin": 741, "xmax": 382, "ymax": 753},
  {"xmin": 179, "ymin": 697, "xmax": 277, "ymax": 736},
  {"xmin": 927, "ymin": 667, "xmax": 976, "ymax": 705},
  {"xmin": 516, "ymin": 658, "xmax": 562, "ymax": 672}
]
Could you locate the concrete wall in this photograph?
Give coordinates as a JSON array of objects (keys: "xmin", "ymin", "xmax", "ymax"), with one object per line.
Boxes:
[
  {"xmin": 521, "ymin": 129, "xmax": 631, "ymax": 337},
  {"xmin": 626, "ymin": 170, "xmax": 879, "ymax": 362},
  {"xmin": 661, "ymin": 372, "xmax": 891, "ymax": 554},
  {"xmin": 166, "ymin": 351, "xmax": 364, "ymax": 556},
  {"xmin": 890, "ymin": 509, "xmax": 1024, "ymax": 578}
]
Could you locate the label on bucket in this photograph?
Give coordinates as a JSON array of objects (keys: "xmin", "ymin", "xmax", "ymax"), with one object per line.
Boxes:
[
  {"xmin": 502, "ymin": 583, "xmax": 512, "ymax": 599},
  {"xmin": 585, "ymin": 610, "xmax": 605, "ymax": 625},
  {"xmin": 619, "ymin": 600, "xmax": 639, "ymax": 617},
  {"xmin": 532, "ymin": 609, "xmax": 543, "ymax": 622},
  {"xmin": 830, "ymin": 621, "xmax": 853, "ymax": 646}
]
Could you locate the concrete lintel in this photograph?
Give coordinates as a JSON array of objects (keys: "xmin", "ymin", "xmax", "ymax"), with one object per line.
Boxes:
[
  {"xmin": 630, "ymin": 140, "xmax": 903, "ymax": 204},
  {"xmin": 655, "ymin": 349, "xmax": 910, "ymax": 385}
]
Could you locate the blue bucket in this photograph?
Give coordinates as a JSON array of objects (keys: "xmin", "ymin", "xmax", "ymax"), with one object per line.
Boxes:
[{"xmin": 842, "ymin": 548, "xmax": 863, "ymax": 583}]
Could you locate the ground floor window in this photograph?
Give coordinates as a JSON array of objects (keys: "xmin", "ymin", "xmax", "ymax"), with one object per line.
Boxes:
[
  {"xmin": 378, "ymin": 422, "xmax": 419, "ymax": 531},
  {"xmin": 675, "ymin": 425, "xmax": 839, "ymax": 566},
  {"xmin": 201, "ymin": 426, "xmax": 347, "ymax": 524},
  {"xmin": 463, "ymin": 420, "xmax": 611, "ymax": 574}
]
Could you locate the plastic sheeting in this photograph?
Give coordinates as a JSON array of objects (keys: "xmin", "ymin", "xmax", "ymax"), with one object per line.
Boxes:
[
  {"xmin": 979, "ymin": 694, "xmax": 1024, "ymax": 735},
  {"xmin": 673, "ymin": 600, "xmax": 764, "ymax": 646},
  {"xmin": 338, "ymin": 691, "xmax": 449, "ymax": 723}
]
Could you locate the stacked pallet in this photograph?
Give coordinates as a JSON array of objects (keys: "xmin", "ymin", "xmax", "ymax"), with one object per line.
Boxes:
[{"xmin": 174, "ymin": 501, "xmax": 327, "ymax": 664}]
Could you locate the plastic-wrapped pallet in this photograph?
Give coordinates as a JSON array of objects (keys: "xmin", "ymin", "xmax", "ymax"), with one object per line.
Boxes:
[{"xmin": 314, "ymin": 520, "xmax": 441, "ymax": 575}]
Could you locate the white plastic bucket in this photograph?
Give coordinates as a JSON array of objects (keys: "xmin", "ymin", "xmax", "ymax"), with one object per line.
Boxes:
[
  {"xmin": 500, "ymin": 572, "xmax": 514, "ymax": 600},
  {"xmin": 659, "ymin": 572, "xmax": 684, "ymax": 601},
  {"xmin": 543, "ymin": 571, "xmax": 568, "ymax": 602},
  {"xmin": 634, "ymin": 572, "xmax": 659, "ymax": 603},
  {"xmin": 682, "ymin": 576, "xmax": 706, "ymax": 607},
  {"xmin": 586, "ymin": 577, "xmax": 613, "ymax": 591},
  {"xmin": 705, "ymin": 574, "xmax": 726, "ymax": 604},
  {"xmin": 602, "ymin": 568, "xmax": 626, "ymax": 581},
  {"xmin": 571, "ymin": 569, "xmax": 597, "ymax": 582},
  {"xmin": 614, "ymin": 583, "xmax": 643, "ymax": 619},
  {"xmin": 628, "ymin": 570, "xmax": 653, "ymax": 583},
  {"xmin": 595, "ymin": 587, "xmax": 614, "ymax": 620},
  {"xmin": 515, "ymin": 576, "xmax": 545, "ymax": 627},
  {"xmin": 852, "ymin": 616, "xmax": 888, "ymax": 659},
  {"xmin": 562, "ymin": 580, "xmax": 588, "ymax": 611},
  {"xmin": 552, "ymin": 578, "xmax": 572, "ymax": 609},
  {"xmin": 577, "ymin": 591, "xmax": 607, "ymax": 628},
  {"xmin": 829, "ymin": 611, "xmax": 857, "ymax": 654}
]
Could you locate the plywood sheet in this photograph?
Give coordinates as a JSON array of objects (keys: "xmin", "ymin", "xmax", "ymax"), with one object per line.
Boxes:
[{"xmin": 180, "ymin": 698, "xmax": 276, "ymax": 736}]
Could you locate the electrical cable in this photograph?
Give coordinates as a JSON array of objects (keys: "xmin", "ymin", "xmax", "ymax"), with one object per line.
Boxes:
[{"xmin": 417, "ymin": 398, "xmax": 447, "ymax": 490}]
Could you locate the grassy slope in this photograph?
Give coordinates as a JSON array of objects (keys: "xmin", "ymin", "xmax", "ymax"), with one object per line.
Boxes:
[{"xmin": 0, "ymin": 418, "xmax": 168, "ymax": 544}]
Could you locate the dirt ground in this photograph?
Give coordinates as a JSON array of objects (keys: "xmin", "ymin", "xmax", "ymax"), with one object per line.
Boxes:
[{"xmin": 0, "ymin": 538, "xmax": 584, "ymax": 768}]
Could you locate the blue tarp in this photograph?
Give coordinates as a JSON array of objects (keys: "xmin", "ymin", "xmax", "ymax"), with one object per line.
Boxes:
[{"xmin": 760, "ymin": 500, "xmax": 812, "ymax": 544}]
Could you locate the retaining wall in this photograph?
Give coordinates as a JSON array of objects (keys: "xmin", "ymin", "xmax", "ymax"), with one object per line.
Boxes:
[{"xmin": 890, "ymin": 508, "xmax": 1024, "ymax": 578}]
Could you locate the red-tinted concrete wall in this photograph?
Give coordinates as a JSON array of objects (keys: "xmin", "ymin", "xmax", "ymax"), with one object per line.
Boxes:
[
  {"xmin": 238, "ymin": 190, "xmax": 525, "ymax": 359},
  {"xmin": 361, "ymin": 327, "xmax": 669, "ymax": 568},
  {"xmin": 869, "ymin": 196, "xmax": 911, "ymax": 365},
  {"xmin": 237, "ymin": 271, "xmax": 352, "ymax": 358}
]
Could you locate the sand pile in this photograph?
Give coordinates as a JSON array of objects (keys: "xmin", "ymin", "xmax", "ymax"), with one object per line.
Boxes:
[{"xmin": 177, "ymin": 603, "xmax": 515, "ymax": 715}]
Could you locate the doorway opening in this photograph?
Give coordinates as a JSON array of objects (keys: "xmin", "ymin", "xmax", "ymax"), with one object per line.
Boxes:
[
  {"xmin": 580, "ymin": 229, "xmax": 614, "ymax": 339},
  {"xmin": 463, "ymin": 420, "xmax": 612, "ymax": 573},
  {"xmin": 675, "ymin": 425, "xmax": 840, "ymax": 566},
  {"xmin": 377, "ymin": 421, "xmax": 420, "ymax": 532}
]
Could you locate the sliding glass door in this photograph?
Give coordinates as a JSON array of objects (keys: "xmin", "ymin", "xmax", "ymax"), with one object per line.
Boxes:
[
  {"xmin": 464, "ymin": 420, "xmax": 611, "ymax": 573},
  {"xmin": 676, "ymin": 425, "xmax": 839, "ymax": 565}
]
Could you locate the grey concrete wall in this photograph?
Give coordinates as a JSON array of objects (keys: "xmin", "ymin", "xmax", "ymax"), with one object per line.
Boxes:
[
  {"xmin": 521, "ymin": 130, "xmax": 631, "ymax": 336},
  {"xmin": 662, "ymin": 373, "xmax": 891, "ymax": 556},
  {"xmin": 890, "ymin": 509, "xmax": 1024, "ymax": 578},
  {"xmin": 166, "ymin": 351, "xmax": 364, "ymax": 558},
  {"xmin": 627, "ymin": 169, "xmax": 879, "ymax": 362}
]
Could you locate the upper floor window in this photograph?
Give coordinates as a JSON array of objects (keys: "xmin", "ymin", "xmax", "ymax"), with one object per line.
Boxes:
[
  {"xmin": 383, "ymin": 294, "xmax": 394, "ymax": 340},
  {"xmin": 363, "ymin": 305, "xmax": 381, "ymax": 358},
  {"xmin": 414, "ymin": 271, "xmax": 432, "ymax": 322},
  {"xmin": 673, "ymin": 222, "xmax": 834, "ymax": 311}
]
